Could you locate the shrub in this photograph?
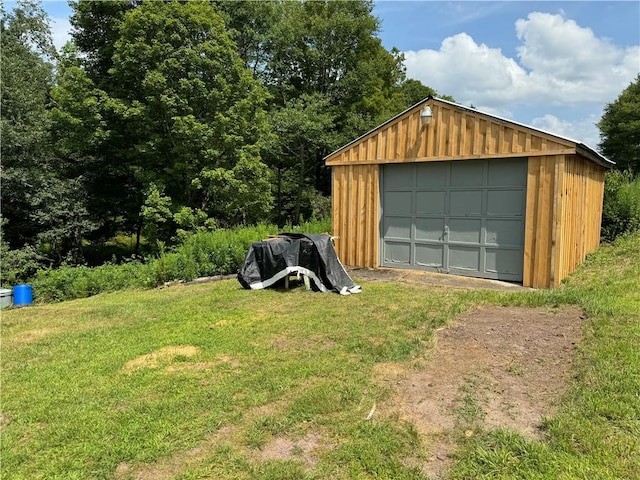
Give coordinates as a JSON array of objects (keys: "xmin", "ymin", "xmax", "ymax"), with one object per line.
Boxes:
[
  {"xmin": 31, "ymin": 261, "xmax": 156, "ymax": 303},
  {"xmin": 164, "ymin": 220, "xmax": 332, "ymax": 281},
  {"xmin": 0, "ymin": 244, "xmax": 49, "ymax": 287},
  {"xmin": 602, "ymin": 171, "xmax": 640, "ymax": 241},
  {"xmin": 284, "ymin": 217, "xmax": 332, "ymax": 235},
  {"xmin": 165, "ymin": 223, "xmax": 274, "ymax": 281},
  {"xmin": 28, "ymin": 219, "xmax": 333, "ymax": 302}
]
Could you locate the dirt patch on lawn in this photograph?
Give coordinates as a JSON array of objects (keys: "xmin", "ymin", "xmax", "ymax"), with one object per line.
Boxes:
[
  {"xmin": 114, "ymin": 425, "xmax": 239, "ymax": 480},
  {"xmin": 257, "ymin": 431, "xmax": 324, "ymax": 467},
  {"xmin": 377, "ymin": 305, "xmax": 584, "ymax": 479},
  {"xmin": 112, "ymin": 395, "xmax": 326, "ymax": 480}
]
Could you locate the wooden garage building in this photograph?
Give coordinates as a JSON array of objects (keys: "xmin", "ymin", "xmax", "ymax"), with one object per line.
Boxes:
[{"xmin": 325, "ymin": 97, "xmax": 613, "ymax": 288}]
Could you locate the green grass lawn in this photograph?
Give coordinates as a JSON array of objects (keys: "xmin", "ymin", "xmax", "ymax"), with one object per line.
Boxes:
[
  {"xmin": 447, "ymin": 233, "xmax": 640, "ymax": 480},
  {"xmin": 2, "ymin": 233, "xmax": 639, "ymax": 479}
]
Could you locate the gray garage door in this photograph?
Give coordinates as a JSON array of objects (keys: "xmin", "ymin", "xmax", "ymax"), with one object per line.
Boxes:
[{"xmin": 381, "ymin": 158, "xmax": 527, "ymax": 281}]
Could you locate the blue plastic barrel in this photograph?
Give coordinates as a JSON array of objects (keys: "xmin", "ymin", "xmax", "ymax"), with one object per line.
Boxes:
[{"xmin": 13, "ymin": 284, "xmax": 33, "ymax": 306}]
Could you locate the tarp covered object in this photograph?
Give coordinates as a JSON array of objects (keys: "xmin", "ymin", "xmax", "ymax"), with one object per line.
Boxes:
[{"xmin": 237, "ymin": 233, "xmax": 362, "ymax": 295}]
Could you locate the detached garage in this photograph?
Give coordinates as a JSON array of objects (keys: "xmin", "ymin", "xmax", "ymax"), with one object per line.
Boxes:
[{"xmin": 325, "ymin": 97, "xmax": 613, "ymax": 288}]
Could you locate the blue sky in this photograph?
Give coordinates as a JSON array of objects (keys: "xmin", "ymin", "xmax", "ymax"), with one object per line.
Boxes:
[
  {"xmin": 27, "ymin": 1, "xmax": 640, "ymax": 149},
  {"xmin": 372, "ymin": 1, "xmax": 640, "ymax": 148}
]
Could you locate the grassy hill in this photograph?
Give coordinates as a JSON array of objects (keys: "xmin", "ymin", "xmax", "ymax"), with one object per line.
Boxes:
[{"xmin": 2, "ymin": 233, "xmax": 638, "ymax": 479}]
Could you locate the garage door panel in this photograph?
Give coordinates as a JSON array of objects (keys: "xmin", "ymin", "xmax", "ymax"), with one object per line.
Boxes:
[
  {"xmin": 487, "ymin": 190, "xmax": 524, "ymax": 216},
  {"xmin": 415, "ymin": 244, "xmax": 444, "ymax": 267},
  {"xmin": 486, "ymin": 219, "xmax": 523, "ymax": 246},
  {"xmin": 382, "ymin": 159, "xmax": 526, "ymax": 281},
  {"xmin": 448, "ymin": 218, "xmax": 482, "ymax": 243},
  {"xmin": 385, "ymin": 164, "xmax": 415, "ymax": 188},
  {"xmin": 384, "ymin": 191, "xmax": 412, "ymax": 215},
  {"xmin": 488, "ymin": 159, "xmax": 527, "ymax": 186},
  {"xmin": 450, "ymin": 190, "xmax": 482, "ymax": 216},
  {"xmin": 415, "ymin": 218, "xmax": 445, "ymax": 241},
  {"xmin": 449, "ymin": 246, "xmax": 481, "ymax": 271},
  {"xmin": 383, "ymin": 241, "xmax": 411, "ymax": 265},
  {"xmin": 417, "ymin": 162, "xmax": 448, "ymax": 187},
  {"xmin": 383, "ymin": 216, "xmax": 412, "ymax": 240},
  {"xmin": 451, "ymin": 160, "xmax": 484, "ymax": 186},
  {"xmin": 485, "ymin": 248, "xmax": 523, "ymax": 276},
  {"xmin": 416, "ymin": 191, "xmax": 446, "ymax": 214}
]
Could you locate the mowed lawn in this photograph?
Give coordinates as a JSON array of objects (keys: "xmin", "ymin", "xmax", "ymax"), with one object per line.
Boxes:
[{"xmin": 2, "ymin": 233, "xmax": 639, "ymax": 480}]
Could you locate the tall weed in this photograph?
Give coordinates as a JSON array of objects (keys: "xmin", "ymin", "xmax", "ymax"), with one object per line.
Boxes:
[
  {"xmin": 31, "ymin": 262, "xmax": 155, "ymax": 303},
  {"xmin": 601, "ymin": 171, "xmax": 640, "ymax": 241},
  {"xmin": 28, "ymin": 219, "xmax": 332, "ymax": 302}
]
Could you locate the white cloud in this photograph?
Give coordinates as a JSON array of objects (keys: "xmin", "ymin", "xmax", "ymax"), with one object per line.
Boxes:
[
  {"xmin": 531, "ymin": 113, "xmax": 602, "ymax": 149},
  {"xmin": 403, "ymin": 12, "xmax": 638, "ymax": 149},
  {"xmin": 404, "ymin": 12, "xmax": 640, "ymax": 108},
  {"xmin": 404, "ymin": 33, "xmax": 539, "ymax": 107},
  {"xmin": 50, "ymin": 16, "xmax": 72, "ymax": 52},
  {"xmin": 516, "ymin": 13, "xmax": 618, "ymax": 80}
]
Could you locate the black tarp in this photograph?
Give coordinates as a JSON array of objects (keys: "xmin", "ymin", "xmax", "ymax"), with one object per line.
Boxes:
[{"xmin": 237, "ymin": 233, "xmax": 362, "ymax": 295}]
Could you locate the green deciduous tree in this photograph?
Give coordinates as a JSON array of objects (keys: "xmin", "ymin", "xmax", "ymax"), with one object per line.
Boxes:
[
  {"xmin": 110, "ymin": 0, "xmax": 273, "ymax": 225},
  {"xmin": 1, "ymin": 1, "xmax": 98, "ymax": 264},
  {"xmin": 221, "ymin": 0, "xmax": 451, "ymax": 223},
  {"xmin": 269, "ymin": 93, "xmax": 337, "ymax": 224},
  {"xmin": 598, "ymin": 75, "xmax": 640, "ymax": 174},
  {"xmin": 69, "ymin": 0, "xmax": 138, "ymax": 89},
  {"xmin": 1, "ymin": 0, "xmax": 56, "ymax": 246},
  {"xmin": 213, "ymin": 0, "xmax": 279, "ymax": 77},
  {"xmin": 60, "ymin": 0, "xmax": 274, "ymax": 246},
  {"xmin": 253, "ymin": 1, "xmax": 409, "ymax": 219},
  {"xmin": 50, "ymin": 44, "xmax": 142, "ymax": 245}
]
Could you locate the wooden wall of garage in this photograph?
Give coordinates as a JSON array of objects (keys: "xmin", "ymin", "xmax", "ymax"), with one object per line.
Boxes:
[
  {"xmin": 519, "ymin": 154, "xmax": 606, "ymax": 288},
  {"xmin": 331, "ymin": 164, "xmax": 379, "ymax": 268},
  {"xmin": 552, "ymin": 154, "xmax": 605, "ymax": 287},
  {"xmin": 523, "ymin": 155, "xmax": 557, "ymax": 288}
]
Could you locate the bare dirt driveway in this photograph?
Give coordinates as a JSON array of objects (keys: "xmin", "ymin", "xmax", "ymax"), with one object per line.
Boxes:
[{"xmin": 351, "ymin": 268, "xmax": 583, "ymax": 479}]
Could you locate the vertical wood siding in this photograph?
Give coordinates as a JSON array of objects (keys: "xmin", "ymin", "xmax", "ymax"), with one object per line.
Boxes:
[
  {"xmin": 326, "ymin": 102, "xmax": 574, "ymax": 166},
  {"xmin": 523, "ymin": 155, "xmax": 556, "ymax": 288},
  {"xmin": 331, "ymin": 164, "xmax": 379, "ymax": 267},
  {"xmin": 524, "ymin": 154, "xmax": 606, "ymax": 288},
  {"xmin": 552, "ymin": 155, "xmax": 605, "ymax": 286}
]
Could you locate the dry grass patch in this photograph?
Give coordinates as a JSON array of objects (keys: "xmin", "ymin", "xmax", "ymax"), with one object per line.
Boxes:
[
  {"xmin": 114, "ymin": 425, "xmax": 239, "ymax": 480},
  {"xmin": 10, "ymin": 327, "xmax": 58, "ymax": 345},
  {"xmin": 112, "ymin": 397, "xmax": 296, "ymax": 480},
  {"xmin": 123, "ymin": 345, "xmax": 201, "ymax": 372}
]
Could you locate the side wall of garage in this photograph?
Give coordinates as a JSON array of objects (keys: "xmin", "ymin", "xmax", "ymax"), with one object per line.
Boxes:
[
  {"xmin": 554, "ymin": 155, "xmax": 605, "ymax": 285},
  {"xmin": 524, "ymin": 154, "xmax": 605, "ymax": 288}
]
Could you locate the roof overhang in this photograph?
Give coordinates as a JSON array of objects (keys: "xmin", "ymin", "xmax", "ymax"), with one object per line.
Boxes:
[{"xmin": 575, "ymin": 143, "xmax": 615, "ymax": 169}]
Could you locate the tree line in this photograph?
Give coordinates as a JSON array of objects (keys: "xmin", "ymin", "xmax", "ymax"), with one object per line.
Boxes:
[
  {"xmin": 2, "ymin": 1, "xmax": 638, "ymax": 278},
  {"xmin": 1, "ymin": 0, "xmax": 449, "ymax": 270}
]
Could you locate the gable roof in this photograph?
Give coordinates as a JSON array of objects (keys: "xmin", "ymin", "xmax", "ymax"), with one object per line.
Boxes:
[{"xmin": 324, "ymin": 96, "xmax": 613, "ymax": 168}]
